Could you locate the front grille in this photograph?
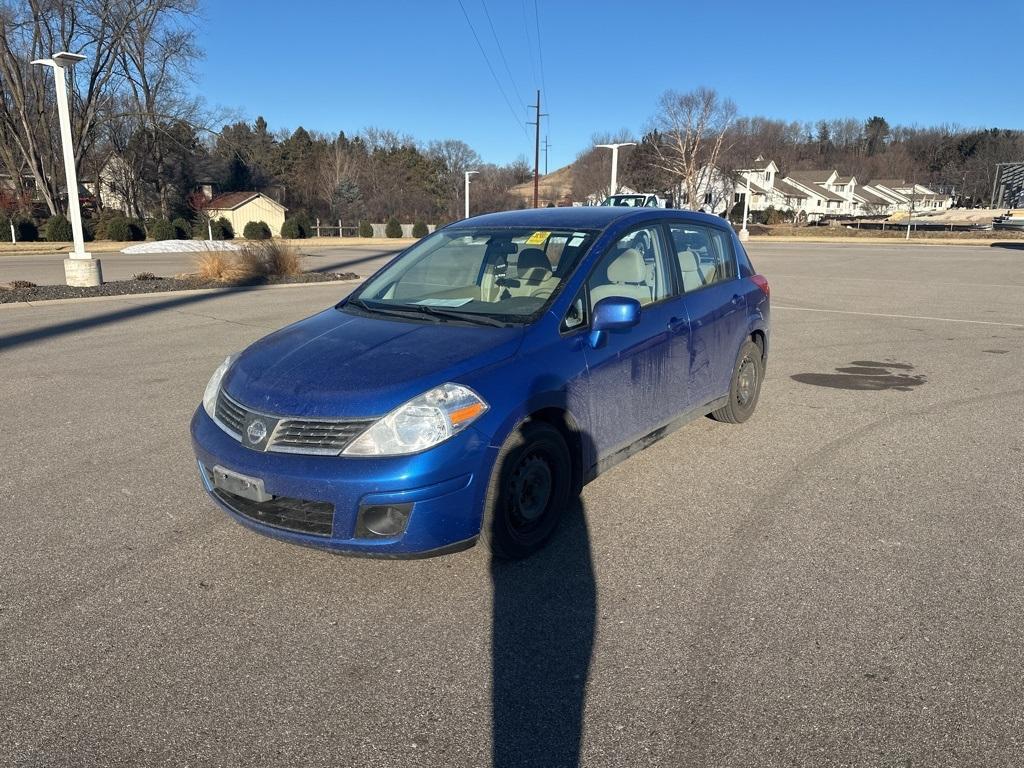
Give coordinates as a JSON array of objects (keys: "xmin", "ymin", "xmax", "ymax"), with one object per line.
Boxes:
[
  {"xmin": 270, "ymin": 419, "xmax": 373, "ymax": 455},
  {"xmin": 213, "ymin": 390, "xmax": 372, "ymax": 455},
  {"xmin": 214, "ymin": 390, "xmax": 246, "ymax": 437},
  {"xmin": 211, "ymin": 486, "xmax": 335, "ymax": 536}
]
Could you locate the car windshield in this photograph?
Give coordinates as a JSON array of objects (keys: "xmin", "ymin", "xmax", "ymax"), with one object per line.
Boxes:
[
  {"xmin": 601, "ymin": 195, "xmax": 646, "ymax": 207},
  {"xmin": 346, "ymin": 227, "xmax": 599, "ymax": 324}
]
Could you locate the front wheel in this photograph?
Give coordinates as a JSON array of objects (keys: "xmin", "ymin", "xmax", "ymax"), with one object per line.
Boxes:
[
  {"xmin": 481, "ymin": 421, "xmax": 572, "ymax": 559},
  {"xmin": 710, "ymin": 339, "xmax": 764, "ymax": 424}
]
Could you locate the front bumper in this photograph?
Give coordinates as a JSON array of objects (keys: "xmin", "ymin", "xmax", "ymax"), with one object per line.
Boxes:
[{"xmin": 190, "ymin": 407, "xmax": 497, "ymax": 557}]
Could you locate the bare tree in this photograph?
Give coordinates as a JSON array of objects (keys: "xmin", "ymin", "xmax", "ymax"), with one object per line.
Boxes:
[
  {"xmin": 112, "ymin": 0, "xmax": 212, "ymax": 218},
  {"xmin": 649, "ymin": 87, "xmax": 737, "ymax": 211},
  {"xmin": 0, "ymin": 0, "xmax": 127, "ymax": 213},
  {"xmin": 570, "ymin": 130, "xmax": 635, "ymax": 202},
  {"xmin": 427, "ymin": 139, "xmax": 481, "ymax": 220}
]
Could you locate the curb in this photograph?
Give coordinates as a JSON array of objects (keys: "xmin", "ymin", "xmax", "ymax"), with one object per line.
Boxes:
[
  {"xmin": 746, "ymin": 236, "xmax": 1020, "ymax": 247},
  {"xmin": 0, "ymin": 238, "xmax": 417, "ymax": 258},
  {"xmin": 0, "ymin": 277, "xmax": 363, "ymax": 310}
]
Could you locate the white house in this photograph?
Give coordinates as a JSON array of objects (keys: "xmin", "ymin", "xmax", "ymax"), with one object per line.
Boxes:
[{"xmin": 866, "ymin": 180, "xmax": 953, "ymax": 212}]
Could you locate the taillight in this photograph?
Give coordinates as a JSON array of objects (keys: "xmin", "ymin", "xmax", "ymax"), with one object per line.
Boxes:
[{"xmin": 751, "ymin": 274, "xmax": 770, "ymax": 298}]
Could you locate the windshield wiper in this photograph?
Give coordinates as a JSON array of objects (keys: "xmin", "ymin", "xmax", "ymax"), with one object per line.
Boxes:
[
  {"xmin": 345, "ymin": 297, "xmax": 442, "ymax": 322},
  {"xmin": 415, "ymin": 305, "xmax": 511, "ymax": 327}
]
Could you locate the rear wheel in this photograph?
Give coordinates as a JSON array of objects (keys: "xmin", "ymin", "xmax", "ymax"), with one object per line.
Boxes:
[
  {"xmin": 711, "ymin": 339, "xmax": 764, "ymax": 424},
  {"xmin": 481, "ymin": 421, "xmax": 572, "ymax": 559}
]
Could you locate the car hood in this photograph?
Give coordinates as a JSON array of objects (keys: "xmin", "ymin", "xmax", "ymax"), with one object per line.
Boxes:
[{"xmin": 222, "ymin": 308, "xmax": 524, "ymax": 419}]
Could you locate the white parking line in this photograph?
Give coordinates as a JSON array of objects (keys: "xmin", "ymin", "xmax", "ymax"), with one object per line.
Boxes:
[{"xmin": 773, "ymin": 305, "xmax": 1024, "ymax": 328}]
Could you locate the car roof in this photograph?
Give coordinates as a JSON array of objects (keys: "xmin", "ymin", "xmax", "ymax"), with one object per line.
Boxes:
[{"xmin": 445, "ymin": 207, "xmax": 732, "ymax": 232}]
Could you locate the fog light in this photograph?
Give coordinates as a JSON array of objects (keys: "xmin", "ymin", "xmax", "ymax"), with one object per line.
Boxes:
[{"xmin": 356, "ymin": 503, "xmax": 412, "ymax": 538}]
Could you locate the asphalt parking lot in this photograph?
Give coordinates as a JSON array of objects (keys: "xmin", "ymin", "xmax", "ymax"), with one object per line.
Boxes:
[{"xmin": 2, "ymin": 242, "xmax": 1023, "ymax": 767}]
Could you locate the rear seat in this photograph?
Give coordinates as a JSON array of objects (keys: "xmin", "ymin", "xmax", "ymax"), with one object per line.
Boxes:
[{"xmin": 677, "ymin": 249, "xmax": 715, "ymax": 291}]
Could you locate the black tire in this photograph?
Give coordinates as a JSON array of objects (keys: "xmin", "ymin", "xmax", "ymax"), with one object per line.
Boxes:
[
  {"xmin": 481, "ymin": 421, "xmax": 572, "ymax": 559},
  {"xmin": 710, "ymin": 339, "xmax": 764, "ymax": 424}
]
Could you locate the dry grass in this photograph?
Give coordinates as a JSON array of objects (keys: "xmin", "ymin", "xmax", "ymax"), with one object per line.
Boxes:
[
  {"xmin": 192, "ymin": 242, "xmax": 303, "ymax": 282},
  {"xmin": 257, "ymin": 240, "xmax": 302, "ymax": 277},
  {"xmin": 194, "ymin": 251, "xmax": 234, "ymax": 281}
]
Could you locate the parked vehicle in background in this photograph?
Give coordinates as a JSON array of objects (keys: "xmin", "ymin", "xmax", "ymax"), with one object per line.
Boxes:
[
  {"xmin": 600, "ymin": 193, "xmax": 668, "ymax": 208},
  {"xmin": 191, "ymin": 207, "xmax": 770, "ymax": 559}
]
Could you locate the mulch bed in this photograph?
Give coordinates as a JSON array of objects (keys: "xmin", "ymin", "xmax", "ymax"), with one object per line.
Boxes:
[{"xmin": 0, "ymin": 271, "xmax": 359, "ymax": 304}]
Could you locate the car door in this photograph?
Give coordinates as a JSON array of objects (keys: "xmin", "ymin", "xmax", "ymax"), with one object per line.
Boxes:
[
  {"xmin": 581, "ymin": 224, "xmax": 687, "ymax": 461},
  {"xmin": 667, "ymin": 222, "xmax": 747, "ymax": 406}
]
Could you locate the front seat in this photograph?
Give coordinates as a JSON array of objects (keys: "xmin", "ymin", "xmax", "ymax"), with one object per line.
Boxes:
[
  {"xmin": 506, "ymin": 248, "xmax": 557, "ymax": 298},
  {"xmin": 590, "ymin": 249, "xmax": 652, "ymax": 305}
]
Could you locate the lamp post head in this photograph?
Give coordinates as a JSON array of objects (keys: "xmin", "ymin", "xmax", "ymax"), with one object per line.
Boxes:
[
  {"xmin": 53, "ymin": 51, "xmax": 86, "ymax": 68},
  {"xmin": 595, "ymin": 143, "xmax": 637, "ymax": 151},
  {"xmin": 31, "ymin": 52, "xmax": 85, "ymax": 69}
]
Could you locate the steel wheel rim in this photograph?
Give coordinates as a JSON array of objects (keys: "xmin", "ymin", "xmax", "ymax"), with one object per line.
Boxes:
[
  {"xmin": 736, "ymin": 357, "xmax": 757, "ymax": 406},
  {"xmin": 509, "ymin": 452, "xmax": 553, "ymax": 528}
]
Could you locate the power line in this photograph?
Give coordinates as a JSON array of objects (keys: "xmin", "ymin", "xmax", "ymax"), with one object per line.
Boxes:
[
  {"xmin": 532, "ymin": 0, "xmax": 549, "ymax": 163},
  {"xmin": 456, "ymin": 0, "xmax": 527, "ymax": 136},
  {"xmin": 532, "ymin": 0, "xmax": 548, "ymax": 101},
  {"xmin": 480, "ymin": 0, "xmax": 525, "ymax": 112},
  {"xmin": 519, "ymin": 0, "xmax": 539, "ymax": 89}
]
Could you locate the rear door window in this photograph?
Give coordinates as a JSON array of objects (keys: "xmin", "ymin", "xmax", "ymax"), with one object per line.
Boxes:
[{"xmin": 668, "ymin": 224, "xmax": 737, "ymax": 292}]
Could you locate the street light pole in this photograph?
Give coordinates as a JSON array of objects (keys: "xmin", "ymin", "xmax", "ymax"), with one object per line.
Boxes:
[
  {"xmin": 32, "ymin": 51, "xmax": 102, "ymax": 287},
  {"xmin": 595, "ymin": 142, "xmax": 636, "ymax": 199},
  {"xmin": 464, "ymin": 170, "xmax": 478, "ymax": 219},
  {"xmin": 740, "ymin": 171, "xmax": 752, "ymax": 241}
]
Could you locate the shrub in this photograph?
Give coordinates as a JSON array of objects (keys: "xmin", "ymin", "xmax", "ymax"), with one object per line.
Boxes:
[
  {"xmin": 91, "ymin": 209, "xmax": 125, "ymax": 239},
  {"xmin": 242, "ymin": 220, "xmax": 272, "ymax": 240},
  {"xmin": 0, "ymin": 216, "xmax": 38, "ymax": 242},
  {"xmin": 10, "ymin": 279, "xmax": 37, "ymax": 289},
  {"xmin": 280, "ymin": 217, "xmax": 308, "ymax": 239},
  {"xmin": 45, "ymin": 214, "xmax": 73, "ymax": 242},
  {"xmin": 133, "ymin": 272, "xmax": 158, "ymax": 281},
  {"xmin": 385, "ymin": 217, "xmax": 402, "ymax": 238},
  {"xmin": 195, "ymin": 216, "xmax": 234, "ymax": 240},
  {"xmin": 358, "ymin": 220, "xmax": 373, "ymax": 238},
  {"xmin": 148, "ymin": 219, "xmax": 177, "ymax": 240},
  {"xmin": 195, "ymin": 251, "xmax": 233, "ymax": 281},
  {"xmin": 194, "ymin": 241, "xmax": 302, "ymax": 282},
  {"xmin": 412, "ymin": 220, "xmax": 428, "ymax": 238},
  {"xmin": 249, "ymin": 240, "xmax": 302, "ymax": 277},
  {"xmin": 106, "ymin": 216, "xmax": 145, "ymax": 241},
  {"xmin": 171, "ymin": 217, "xmax": 191, "ymax": 239}
]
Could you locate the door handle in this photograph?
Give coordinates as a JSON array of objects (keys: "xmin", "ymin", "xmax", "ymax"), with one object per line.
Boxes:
[
  {"xmin": 668, "ymin": 317, "xmax": 687, "ymax": 332},
  {"xmin": 731, "ymin": 294, "xmax": 742, "ymax": 306}
]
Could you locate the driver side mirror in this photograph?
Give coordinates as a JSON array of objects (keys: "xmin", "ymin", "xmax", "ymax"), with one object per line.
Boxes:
[{"xmin": 589, "ymin": 296, "xmax": 641, "ymax": 348}]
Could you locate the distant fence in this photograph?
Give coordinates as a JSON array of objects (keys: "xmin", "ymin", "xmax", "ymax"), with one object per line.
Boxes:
[{"xmin": 312, "ymin": 219, "xmax": 436, "ymax": 238}]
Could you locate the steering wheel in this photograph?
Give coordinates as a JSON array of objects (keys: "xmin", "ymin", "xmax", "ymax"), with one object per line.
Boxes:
[{"xmin": 531, "ymin": 287, "xmax": 555, "ymax": 299}]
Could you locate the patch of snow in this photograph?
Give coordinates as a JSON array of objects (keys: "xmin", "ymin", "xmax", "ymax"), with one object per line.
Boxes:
[{"xmin": 120, "ymin": 239, "xmax": 242, "ymax": 254}]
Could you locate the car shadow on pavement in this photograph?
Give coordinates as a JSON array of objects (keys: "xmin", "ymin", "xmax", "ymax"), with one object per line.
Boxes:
[{"xmin": 989, "ymin": 242, "xmax": 1024, "ymax": 250}]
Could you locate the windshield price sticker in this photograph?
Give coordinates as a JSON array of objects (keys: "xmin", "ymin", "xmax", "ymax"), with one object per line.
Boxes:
[{"xmin": 525, "ymin": 231, "xmax": 551, "ymax": 245}]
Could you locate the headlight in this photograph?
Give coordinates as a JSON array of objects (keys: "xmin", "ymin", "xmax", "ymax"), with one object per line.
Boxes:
[
  {"xmin": 344, "ymin": 383, "xmax": 488, "ymax": 456},
  {"xmin": 202, "ymin": 354, "xmax": 236, "ymax": 419}
]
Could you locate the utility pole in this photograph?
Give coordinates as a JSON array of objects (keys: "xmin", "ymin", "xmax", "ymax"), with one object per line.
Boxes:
[
  {"xmin": 543, "ymin": 136, "xmax": 551, "ymax": 175},
  {"xmin": 527, "ymin": 90, "xmax": 547, "ymax": 208}
]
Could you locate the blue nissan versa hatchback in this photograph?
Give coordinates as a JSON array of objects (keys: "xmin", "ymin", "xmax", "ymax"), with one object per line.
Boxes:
[{"xmin": 191, "ymin": 207, "xmax": 770, "ymax": 559}]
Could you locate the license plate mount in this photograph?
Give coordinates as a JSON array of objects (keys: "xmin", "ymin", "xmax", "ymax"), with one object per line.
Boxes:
[{"xmin": 211, "ymin": 465, "xmax": 272, "ymax": 503}]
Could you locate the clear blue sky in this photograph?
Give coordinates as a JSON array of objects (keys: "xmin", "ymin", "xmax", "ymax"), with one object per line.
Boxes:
[{"xmin": 194, "ymin": 0, "xmax": 1023, "ymax": 169}]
